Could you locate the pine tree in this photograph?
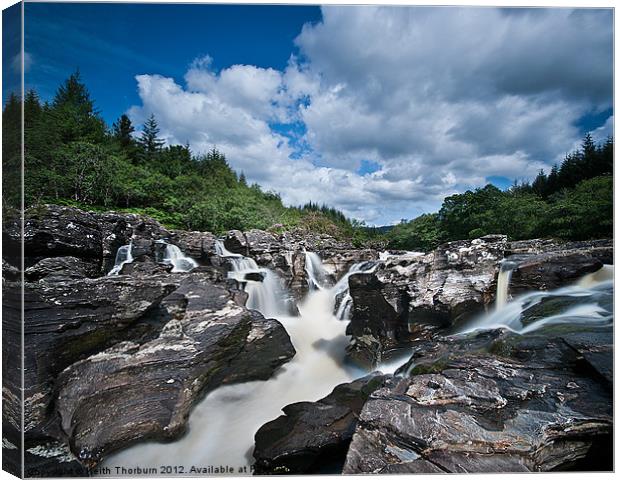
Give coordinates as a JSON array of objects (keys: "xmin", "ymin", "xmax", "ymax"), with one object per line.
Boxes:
[
  {"xmin": 239, "ymin": 171, "xmax": 247, "ymax": 186},
  {"xmin": 112, "ymin": 114, "xmax": 135, "ymax": 148},
  {"xmin": 139, "ymin": 114, "xmax": 165, "ymax": 159},
  {"xmin": 531, "ymin": 169, "xmax": 547, "ymax": 196},
  {"xmin": 49, "ymin": 70, "xmax": 105, "ymax": 144}
]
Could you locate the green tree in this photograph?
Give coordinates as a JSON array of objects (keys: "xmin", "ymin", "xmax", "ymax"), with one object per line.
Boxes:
[
  {"xmin": 48, "ymin": 70, "xmax": 106, "ymax": 145},
  {"xmin": 138, "ymin": 114, "xmax": 165, "ymax": 160}
]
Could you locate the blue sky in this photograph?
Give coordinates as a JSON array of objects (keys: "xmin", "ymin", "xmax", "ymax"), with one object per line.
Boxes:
[
  {"xmin": 2, "ymin": 2, "xmax": 21, "ymax": 103},
  {"xmin": 17, "ymin": 4, "xmax": 614, "ymax": 225},
  {"xmin": 24, "ymin": 3, "xmax": 321, "ymax": 125}
]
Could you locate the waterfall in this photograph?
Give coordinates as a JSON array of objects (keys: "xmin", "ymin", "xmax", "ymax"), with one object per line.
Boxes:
[
  {"xmin": 161, "ymin": 243, "xmax": 198, "ymax": 273},
  {"xmin": 304, "ymin": 251, "xmax": 329, "ymax": 290},
  {"xmin": 107, "ymin": 244, "xmax": 133, "ymax": 276},
  {"xmin": 459, "ymin": 265, "xmax": 613, "ymax": 336},
  {"xmin": 495, "ymin": 259, "xmax": 517, "ymax": 310},
  {"xmin": 215, "ymin": 241, "xmax": 288, "ymax": 319},
  {"xmin": 106, "ymin": 253, "xmax": 368, "ymax": 473},
  {"xmin": 104, "ymin": 250, "xmax": 612, "ymax": 474}
]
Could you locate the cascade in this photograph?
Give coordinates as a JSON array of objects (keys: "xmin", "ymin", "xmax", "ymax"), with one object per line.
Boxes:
[
  {"xmin": 215, "ymin": 241, "xmax": 288, "ymax": 318},
  {"xmin": 495, "ymin": 259, "xmax": 517, "ymax": 310},
  {"xmin": 102, "ymin": 250, "xmax": 613, "ymax": 475},
  {"xmin": 459, "ymin": 265, "xmax": 613, "ymax": 336},
  {"xmin": 304, "ymin": 251, "xmax": 330, "ymax": 290},
  {"xmin": 161, "ymin": 242, "xmax": 198, "ymax": 273},
  {"xmin": 107, "ymin": 243, "xmax": 134, "ymax": 276}
]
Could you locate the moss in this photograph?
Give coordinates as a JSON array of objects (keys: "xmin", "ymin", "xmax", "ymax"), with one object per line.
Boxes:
[{"xmin": 408, "ymin": 358, "xmax": 449, "ymax": 376}]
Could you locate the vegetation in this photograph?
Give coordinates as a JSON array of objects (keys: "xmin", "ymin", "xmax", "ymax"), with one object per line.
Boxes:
[
  {"xmin": 385, "ymin": 134, "xmax": 613, "ymax": 251},
  {"xmin": 3, "ymin": 72, "xmax": 357, "ymax": 237},
  {"xmin": 2, "ymin": 72, "xmax": 613, "ymax": 249}
]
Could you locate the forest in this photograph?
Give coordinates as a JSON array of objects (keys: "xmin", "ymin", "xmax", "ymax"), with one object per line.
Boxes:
[{"xmin": 2, "ymin": 72, "xmax": 613, "ymax": 250}]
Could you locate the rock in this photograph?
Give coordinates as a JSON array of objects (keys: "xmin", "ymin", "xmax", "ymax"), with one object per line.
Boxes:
[
  {"xmin": 118, "ymin": 256, "xmax": 173, "ymax": 276},
  {"xmin": 253, "ymin": 374, "xmax": 391, "ymax": 474},
  {"xmin": 343, "ymin": 329, "xmax": 613, "ymax": 473},
  {"xmin": 25, "ymin": 256, "xmax": 100, "ymax": 281},
  {"xmin": 169, "ymin": 230, "xmax": 218, "ymax": 262},
  {"xmin": 55, "ymin": 276, "xmax": 295, "ymax": 467},
  {"xmin": 3, "ymin": 205, "xmax": 103, "ymax": 268},
  {"xmin": 510, "ymin": 250, "xmax": 606, "ymax": 294},
  {"xmin": 346, "ymin": 235, "xmax": 507, "ymax": 368},
  {"xmin": 2, "ymin": 258, "xmax": 20, "ymax": 281},
  {"xmin": 224, "ymin": 230, "xmax": 248, "ymax": 255},
  {"xmin": 18, "ymin": 274, "xmax": 186, "ymax": 440}
]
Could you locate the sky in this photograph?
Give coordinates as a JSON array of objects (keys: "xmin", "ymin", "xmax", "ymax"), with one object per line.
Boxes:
[{"xmin": 20, "ymin": 3, "xmax": 614, "ymax": 225}]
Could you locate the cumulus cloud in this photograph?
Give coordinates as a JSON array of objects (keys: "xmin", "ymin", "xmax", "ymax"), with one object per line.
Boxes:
[{"xmin": 127, "ymin": 6, "xmax": 612, "ymax": 224}]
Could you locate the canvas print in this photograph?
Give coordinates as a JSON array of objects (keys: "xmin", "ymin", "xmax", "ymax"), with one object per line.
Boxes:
[{"xmin": 1, "ymin": 1, "xmax": 614, "ymax": 477}]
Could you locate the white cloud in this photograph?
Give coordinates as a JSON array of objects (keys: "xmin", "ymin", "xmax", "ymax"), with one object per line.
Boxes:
[
  {"xmin": 12, "ymin": 52, "xmax": 33, "ymax": 73},
  {"xmin": 127, "ymin": 6, "xmax": 612, "ymax": 225}
]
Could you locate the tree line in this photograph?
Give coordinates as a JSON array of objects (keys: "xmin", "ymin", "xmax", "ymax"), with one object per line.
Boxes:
[
  {"xmin": 386, "ymin": 134, "xmax": 613, "ymax": 251},
  {"xmin": 2, "ymin": 71, "xmax": 613, "ymax": 248},
  {"xmin": 2, "ymin": 72, "xmax": 357, "ymax": 237}
]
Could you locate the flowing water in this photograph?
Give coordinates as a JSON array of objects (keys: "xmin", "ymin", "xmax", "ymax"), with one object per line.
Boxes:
[
  {"xmin": 161, "ymin": 242, "xmax": 198, "ymax": 273},
  {"xmin": 305, "ymin": 251, "xmax": 330, "ymax": 290},
  {"xmin": 495, "ymin": 259, "xmax": 517, "ymax": 310},
  {"xmin": 459, "ymin": 264, "xmax": 614, "ymax": 336},
  {"xmin": 107, "ymin": 244, "xmax": 134, "ymax": 276},
  {"xmin": 104, "ymin": 249, "xmax": 613, "ymax": 473},
  {"xmin": 105, "ymin": 249, "xmax": 374, "ymax": 473}
]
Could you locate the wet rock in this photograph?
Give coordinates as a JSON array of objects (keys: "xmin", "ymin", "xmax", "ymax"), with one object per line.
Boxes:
[
  {"xmin": 55, "ymin": 277, "xmax": 295, "ymax": 467},
  {"xmin": 510, "ymin": 250, "xmax": 606, "ymax": 294},
  {"xmin": 224, "ymin": 230, "xmax": 248, "ymax": 255},
  {"xmin": 344, "ymin": 330, "xmax": 613, "ymax": 473},
  {"xmin": 3, "ymin": 205, "xmax": 103, "ymax": 268},
  {"xmin": 346, "ymin": 235, "xmax": 507, "ymax": 368},
  {"xmin": 253, "ymin": 374, "xmax": 391, "ymax": 474},
  {"xmin": 25, "ymin": 256, "xmax": 99, "ymax": 281},
  {"xmin": 118, "ymin": 255, "xmax": 172, "ymax": 276},
  {"xmin": 19, "ymin": 274, "xmax": 186, "ymax": 439},
  {"xmin": 169, "ymin": 230, "xmax": 218, "ymax": 262},
  {"xmin": 2, "ymin": 258, "xmax": 20, "ymax": 281}
]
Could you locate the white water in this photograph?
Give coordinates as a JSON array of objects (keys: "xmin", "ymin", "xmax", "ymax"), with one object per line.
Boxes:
[
  {"xmin": 216, "ymin": 241, "xmax": 289, "ymax": 319},
  {"xmin": 105, "ymin": 250, "xmax": 374, "ymax": 473},
  {"xmin": 459, "ymin": 265, "xmax": 613, "ymax": 336},
  {"xmin": 104, "ymin": 252, "xmax": 611, "ymax": 473},
  {"xmin": 107, "ymin": 244, "xmax": 133, "ymax": 276},
  {"xmin": 304, "ymin": 251, "xmax": 330, "ymax": 290},
  {"xmin": 495, "ymin": 259, "xmax": 517, "ymax": 310},
  {"xmin": 162, "ymin": 243, "xmax": 198, "ymax": 273}
]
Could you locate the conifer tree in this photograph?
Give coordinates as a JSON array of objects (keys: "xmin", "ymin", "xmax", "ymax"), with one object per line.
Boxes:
[
  {"xmin": 139, "ymin": 114, "xmax": 165, "ymax": 159},
  {"xmin": 112, "ymin": 114, "xmax": 135, "ymax": 148}
]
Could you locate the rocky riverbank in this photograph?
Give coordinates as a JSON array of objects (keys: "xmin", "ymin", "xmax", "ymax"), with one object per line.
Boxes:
[{"xmin": 2, "ymin": 204, "xmax": 613, "ymax": 475}]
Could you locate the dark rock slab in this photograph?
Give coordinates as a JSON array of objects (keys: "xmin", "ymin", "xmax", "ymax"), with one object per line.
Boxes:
[
  {"xmin": 55, "ymin": 277, "xmax": 295, "ymax": 467},
  {"xmin": 25, "ymin": 256, "xmax": 100, "ymax": 281},
  {"xmin": 510, "ymin": 251, "xmax": 604, "ymax": 293},
  {"xmin": 20, "ymin": 274, "xmax": 186, "ymax": 439},
  {"xmin": 169, "ymin": 230, "xmax": 218, "ymax": 262},
  {"xmin": 253, "ymin": 374, "xmax": 391, "ymax": 474},
  {"xmin": 344, "ymin": 330, "xmax": 613, "ymax": 473}
]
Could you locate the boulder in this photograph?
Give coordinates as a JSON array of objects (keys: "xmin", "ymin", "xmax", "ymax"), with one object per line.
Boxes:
[
  {"xmin": 55, "ymin": 277, "xmax": 295, "ymax": 467},
  {"xmin": 343, "ymin": 329, "xmax": 613, "ymax": 473},
  {"xmin": 253, "ymin": 374, "xmax": 391, "ymax": 475},
  {"xmin": 25, "ymin": 256, "xmax": 99, "ymax": 281},
  {"xmin": 346, "ymin": 235, "xmax": 507, "ymax": 368},
  {"xmin": 19, "ymin": 274, "xmax": 186, "ymax": 439},
  {"xmin": 224, "ymin": 230, "xmax": 248, "ymax": 255},
  {"xmin": 4, "ymin": 205, "xmax": 103, "ymax": 268},
  {"xmin": 169, "ymin": 230, "xmax": 218, "ymax": 262},
  {"xmin": 510, "ymin": 250, "xmax": 606, "ymax": 294}
]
